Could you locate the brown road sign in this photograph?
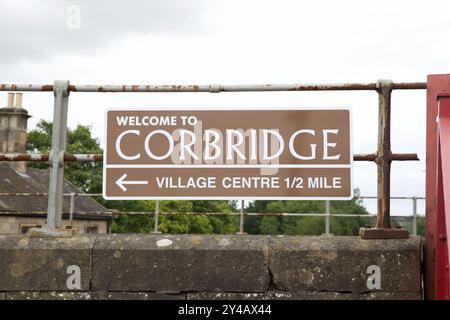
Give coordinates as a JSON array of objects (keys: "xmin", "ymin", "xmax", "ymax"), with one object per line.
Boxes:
[{"xmin": 103, "ymin": 108, "xmax": 352, "ymax": 200}]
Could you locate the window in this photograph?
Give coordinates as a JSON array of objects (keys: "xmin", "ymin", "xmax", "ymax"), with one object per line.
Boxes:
[{"xmin": 85, "ymin": 225, "xmax": 99, "ymax": 234}]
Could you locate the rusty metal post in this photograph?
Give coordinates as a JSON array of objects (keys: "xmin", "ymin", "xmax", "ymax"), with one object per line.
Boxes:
[
  {"xmin": 360, "ymin": 80, "xmax": 409, "ymax": 239},
  {"xmin": 377, "ymin": 79, "xmax": 392, "ymax": 229}
]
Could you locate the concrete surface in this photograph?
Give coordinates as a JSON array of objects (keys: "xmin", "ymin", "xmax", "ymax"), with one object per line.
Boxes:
[{"xmin": 0, "ymin": 234, "xmax": 422, "ymax": 299}]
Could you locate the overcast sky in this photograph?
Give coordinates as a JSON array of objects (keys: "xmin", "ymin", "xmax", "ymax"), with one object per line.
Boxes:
[{"xmin": 2, "ymin": 0, "xmax": 449, "ymax": 216}]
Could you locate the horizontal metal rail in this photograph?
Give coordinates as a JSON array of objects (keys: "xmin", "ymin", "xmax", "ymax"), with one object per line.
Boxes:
[
  {"xmin": 359, "ymin": 196, "xmax": 425, "ymax": 200},
  {"xmin": 0, "ymin": 153, "xmax": 420, "ymax": 162},
  {"xmin": 110, "ymin": 212, "xmax": 423, "ymax": 218},
  {"xmin": 0, "ymin": 82, "xmax": 426, "ymax": 93},
  {"xmin": 0, "ymin": 192, "xmax": 423, "ymax": 235},
  {"xmin": 0, "ymin": 154, "xmax": 102, "ymax": 162},
  {"xmin": 0, "ymin": 193, "xmax": 425, "ymax": 200},
  {"xmin": 0, "ymin": 79, "xmax": 425, "ymax": 238},
  {"xmin": 0, "ymin": 211, "xmax": 422, "ymax": 217}
]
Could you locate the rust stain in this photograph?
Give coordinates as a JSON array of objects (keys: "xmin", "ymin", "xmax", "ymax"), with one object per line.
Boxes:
[
  {"xmin": 0, "ymin": 153, "xmax": 105, "ymax": 162},
  {"xmin": 353, "ymin": 153, "xmax": 377, "ymax": 162},
  {"xmin": 41, "ymin": 85, "xmax": 53, "ymax": 91},
  {"xmin": 98, "ymin": 86, "xmax": 105, "ymax": 92},
  {"xmin": 288, "ymin": 83, "xmax": 377, "ymax": 91},
  {"xmin": 345, "ymin": 83, "xmax": 377, "ymax": 90},
  {"xmin": 63, "ymin": 154, "xmax": 75, "ymax": 161},
  {"xmin": 192, "ymin": 85, "xmax": 199, "ymax": 92},
  {"xmin": 68, "ymin": 85, "xmax": 77, "ymax": 92},
  {"xmin": 93, "ymin": 154, "xmax": 104, "ymax": 161},
  {"xmin": 131, "ymin": 85, "xmax": 139, "ymax": 92},
  {"xmin": 393, "ymin": 82, "xmax": 427, "ymax": 90}
]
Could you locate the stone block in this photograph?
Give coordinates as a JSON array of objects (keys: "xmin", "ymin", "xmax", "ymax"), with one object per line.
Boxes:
[
  {"xmin": 269, "ymin": 235, "xmax": 421, "ymax": 293},
  {"xmin": 92, "ymin": 234, "xmax": 270, "ymax": 292},
  {"xmin": 0, "ymin": 235, "xmax": 94, "ymax": 291}
]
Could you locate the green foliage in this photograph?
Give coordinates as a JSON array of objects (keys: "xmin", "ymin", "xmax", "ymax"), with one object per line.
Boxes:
[
  {"xmin": 417, "ymin": 217, "xmax": 426, "ymax": 236},
  {"xmin": 247, "ymin": 189, "xmax": 370, "ymax": 236},
  {"xmin": 112, "ymin": 215, "xmax": 151, "ymax": 234},
  {"xmin": 27, "ymin": 120, "xmax": 103, "ymax": 193},
  {"xmin": 259, "ymin": 216, "xmax": 281, "ymax": 235}
]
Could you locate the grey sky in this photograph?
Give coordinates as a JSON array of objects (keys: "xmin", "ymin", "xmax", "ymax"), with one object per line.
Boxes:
[
  {"xmin": 0, "ymin": 0, "xmax": 208, "ymax": 63},
  {"xmin": 2, "ymin": 0, "xmax": 449, "ymax": 215}
]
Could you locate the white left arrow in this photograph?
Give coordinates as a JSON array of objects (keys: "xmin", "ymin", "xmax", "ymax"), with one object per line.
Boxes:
[{"xmin": 115, "ymin": 173, "xmax": 148, "ymax": 192}]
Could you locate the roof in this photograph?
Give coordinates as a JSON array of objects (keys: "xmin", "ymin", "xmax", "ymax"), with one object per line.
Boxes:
[{"xmin": 0, "ymin": 163, "xmax": 113, "ymax": 220}]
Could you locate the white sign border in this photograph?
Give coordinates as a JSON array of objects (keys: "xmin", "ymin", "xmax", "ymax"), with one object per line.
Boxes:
[{"xmin": 102, "ymin": 107, "xmax": 354, "ymax": 201}]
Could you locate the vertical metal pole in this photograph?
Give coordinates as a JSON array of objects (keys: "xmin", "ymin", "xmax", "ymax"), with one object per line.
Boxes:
[
  {"xmin": 237, "ymin": 200, "xmax": 245, "ymax": 235},
  {"xmin": 46, "ymin": 80, "xmax": 70, "ymax": 229},
  {"xmin": 151, "ymin": 200, "xmax": 161, "ymax": 234},
  {"xmin": 69, "ymin": 192, "xmax": 75, "ymax": 227},
  {"xmin": 360, "ymin": 80, "xmax": 408, "ymax": 239},
  {"xmin": 376, "ymin": 79, "xmax": 393, "ymax": 230},
  {"xmin": 412, "ymin": 196, "xmax": 418, "ymax": 236},
  {"xmin": 325, "ymin": 200, "xmax": 331, "ymax": 235}
]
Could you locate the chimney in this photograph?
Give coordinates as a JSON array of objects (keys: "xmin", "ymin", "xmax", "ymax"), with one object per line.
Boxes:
[
  {"xmin": 15, "ymin": 93, "xmax": 23, "ymax": 108},
  {"xmin": 7, "ymin": 92, "xmax": 14, "ymax": 107},
  {"xmin": 0, "ymin": 92, "xmax": 31, "ymax": 173}
]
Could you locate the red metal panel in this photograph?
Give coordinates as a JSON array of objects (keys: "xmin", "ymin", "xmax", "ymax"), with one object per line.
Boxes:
[
  {"xmin": 439, "ymin": 98, "xmax": 450, "ymax": 243},
  {"xmin": 436, "ymin": 146, "xmax": 449, "ymax": 299},
  {"xmin": 436, "ymin": 97, "xmax": 450, "ymax": 299},
  {"xmin": 425, "ymin": 75, "xmax": 450, "ymax": 300}
]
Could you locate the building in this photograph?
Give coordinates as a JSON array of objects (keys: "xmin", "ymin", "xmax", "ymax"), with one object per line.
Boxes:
[{"xmin": 0, "ymin": 92, "xmax": 113, "ymax": 235}]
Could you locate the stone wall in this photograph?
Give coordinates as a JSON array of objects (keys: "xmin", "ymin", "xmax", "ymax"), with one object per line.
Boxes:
[{"xmin": 0, "ymin": 234, "xmax": 422, "ymax": 300}]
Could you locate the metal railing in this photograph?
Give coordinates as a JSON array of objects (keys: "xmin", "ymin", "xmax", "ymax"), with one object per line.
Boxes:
[
  {"xmin": 0, "ymin": 192, "xmax": 425, "ymax": 235},
  {"xmin": 0, "ymin": 80, "xmax": 426, "ymax": 238}
]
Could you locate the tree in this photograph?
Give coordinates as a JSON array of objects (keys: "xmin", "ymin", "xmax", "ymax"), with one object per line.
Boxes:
[
  {"xmin": 26, "ymin": 120, "xmax": 237, "ymax": 234},
  {"xmin": 27, "ymin": 120, "xmax": 103, "ymax": 193},
  {"xmin": 247, "ymin": 189, "xmax": 370, "ymax": 236}
]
